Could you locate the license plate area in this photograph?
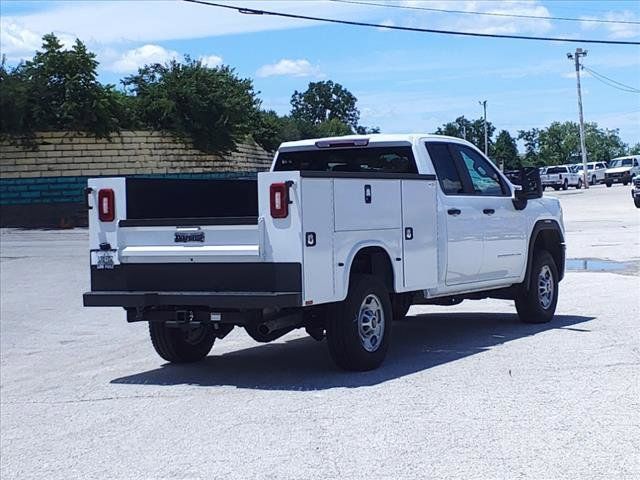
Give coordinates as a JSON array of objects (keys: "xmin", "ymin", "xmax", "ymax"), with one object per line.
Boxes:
[{"xmin": 96, "ymin": 251, "xmax": 115, "ymax": 270}]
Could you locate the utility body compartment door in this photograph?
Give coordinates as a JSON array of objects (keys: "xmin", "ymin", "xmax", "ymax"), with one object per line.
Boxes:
[
  {"xmin": 401, "ymin": 180, "xmax": 438, "ymax": 289},
  {"xmin": 300, "ymin": 178, "xmax": 335, "ymax": 305},
  {"xmin": 333, "ymin": 179, "xmax": 401, "ymax": 231}
]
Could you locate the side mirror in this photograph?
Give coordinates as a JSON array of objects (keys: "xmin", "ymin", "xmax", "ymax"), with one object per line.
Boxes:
[{"xmin": 505, "ymin": 167, "xmax": 542, "ymax": 210}]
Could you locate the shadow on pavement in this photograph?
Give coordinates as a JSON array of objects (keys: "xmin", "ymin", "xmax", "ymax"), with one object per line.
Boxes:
[{"xmin": 111, "ymin": 313, "xmax": 594, "ymax": 391}]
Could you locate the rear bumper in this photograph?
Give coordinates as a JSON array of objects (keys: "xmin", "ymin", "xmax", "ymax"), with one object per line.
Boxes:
[
  {"xmin": 83, "ymin": 291, "xmax": 301, "ymax": 308},
  {"xmin": 84, "ymin": 262, "xmax": 302, "ymax": 309}
]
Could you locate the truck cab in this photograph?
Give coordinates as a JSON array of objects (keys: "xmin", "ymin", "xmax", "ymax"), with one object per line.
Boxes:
[{"xmin": 84, "ymin": 134, "xmax": 565, "ymax": 371}]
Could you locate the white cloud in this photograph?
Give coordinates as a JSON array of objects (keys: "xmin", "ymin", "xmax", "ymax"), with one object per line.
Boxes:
[
  {"xmin": 199, "ymin": 54, "xmax": 223, "ymax": 68},
  {"xmin": 580, "ymin": 10, "xmax": 640, "ymax": 39},
  {"xmin": 0, "ymin": 1, "xmax": 371, "ymax": 52},
  {"xmin": 110, "ymin": 44, "xmax": 179, "ymax": 73},
  {"xmin": 0, "ymin": 21, "xmax": 42, "ymax": 60},
  {"xmin": 0, "ymin": 20, "xmax": 79, "ymax": 61},
  {"xmin": 400, "ymin": 0, "xmax": 553, "ymax": 35},
  {"xmin": 256, "ymin": 59, "xmax": 322, "ymax": 78}
]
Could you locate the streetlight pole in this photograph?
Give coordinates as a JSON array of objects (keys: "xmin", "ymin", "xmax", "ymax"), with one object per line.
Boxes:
[
  {"xmin": 479, "ymin": 99, "xmax": 488, "ymax": 157},
  {"xmin": 567, "ymin": 48, "xmax": 589, "ymax": 189}
]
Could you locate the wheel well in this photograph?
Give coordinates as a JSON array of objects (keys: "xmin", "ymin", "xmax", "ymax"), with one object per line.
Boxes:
[
  {"xmin": 532, "ymin": 229, "xmax": 565, "ymax": 280},
  {"xmin": 349, "ymin": 247, "xmax": 395, "ymax": 292}
]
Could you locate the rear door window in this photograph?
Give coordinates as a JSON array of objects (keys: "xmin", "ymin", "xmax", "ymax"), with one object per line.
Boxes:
[{"xmin": 425, "ymin": 142, "xmax": 464, "ymax": 194}]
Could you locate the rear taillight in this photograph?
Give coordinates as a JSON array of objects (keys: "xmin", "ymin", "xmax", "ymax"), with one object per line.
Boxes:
[
  {"xmin": 98, "ymin": 188, "xmax": 115, "ymax": 222},
  {"xmin": 270, "ymin": 182, "xmax": 289, "ymax": 219}
]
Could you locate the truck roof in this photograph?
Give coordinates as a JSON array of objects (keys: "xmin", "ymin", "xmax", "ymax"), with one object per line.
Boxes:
[{"xmin": 278, "ymin": 133, "xmax": 465, "ymax": 150}]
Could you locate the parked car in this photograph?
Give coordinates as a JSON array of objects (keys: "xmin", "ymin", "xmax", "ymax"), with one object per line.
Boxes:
[
  {"xmin": 574, "ymin": 161, "xmax": 608, "ymax": 185},
  {"xmin": 605, "ymin": 156, "xmax": 640, "ymax": 187},
  {"xmin": 83, "ymin": 134, "xmax": 565, "ymax": 371},
  {"xmin": 541, "ymin": 165, "xmax": 583, "ymax": 190},
  {"xmin": 632, "ymin": 176, "xmax": 640, "ymax": 208}
]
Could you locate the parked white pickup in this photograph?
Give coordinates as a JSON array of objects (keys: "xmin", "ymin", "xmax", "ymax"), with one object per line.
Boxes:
[
  {"xmin": 83, "ymin": 134, "xmax": 566, "ymax": 371},
  {"xmin": 541, "ymin": 165, "xmax": 583, "ymax": 190}
]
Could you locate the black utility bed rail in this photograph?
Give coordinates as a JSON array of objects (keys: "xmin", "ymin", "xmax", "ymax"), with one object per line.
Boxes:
[{"xmin": 118, "ymin": 217, "xmax": 258, "ymax": 227}]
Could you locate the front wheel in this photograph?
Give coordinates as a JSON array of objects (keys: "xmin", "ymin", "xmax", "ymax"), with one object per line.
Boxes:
[
  {"xmin": 562, "ymin": 180, "xmax": 568, "ymax": 191},
  {"xmin": 591, "ymin": 175, "xmax": 597, "ymax": 185},
  {"xmin": 515, "ymin": 250, "xmax": 559, "ymax": 324},
  {"xmin": 634, "ymin": 197, "xmax": 640, "ymax": 208},
  {"xmin": 576, "ymin": 179, "xmax": 582, "ymax": 189},
  {"xmin": 326, "ymin": 275, "xmax": 392, "ymax": 371},
  {"xmin": 606, "ymin": 181, "xmax": 612, "ymax": 188},
  {"xmin": 149, "ymin": 322, "xmax": 216, "ymax": 363}
]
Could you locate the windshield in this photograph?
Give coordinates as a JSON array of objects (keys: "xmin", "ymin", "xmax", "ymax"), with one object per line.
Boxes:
[
  {"xmin": 610, "ymin": 159, "xmax": 632, "ymax": 168},
  {"xmin": 274, "ymin": 146, "xmax": 418, "ymax": 173}
]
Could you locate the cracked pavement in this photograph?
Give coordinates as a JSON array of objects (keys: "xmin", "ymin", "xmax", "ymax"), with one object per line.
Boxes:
[{"xmin": 1, "ymin": 184, "xmax": 639, "ymax": 480}]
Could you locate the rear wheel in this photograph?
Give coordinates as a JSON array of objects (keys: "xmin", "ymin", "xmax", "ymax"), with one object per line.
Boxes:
[
  {"xmin": 606, "ymin": 181, "xmax": 612, "ymax": 187},
  {"xmin": 562, "ymin": 179, "xmax": 568, "ymax": 190},
  {"xmin": 326, "ymin": 275, "xmax": 392, "ymax": 371},
  {"xmin": 576, "ymin": 179, "xmax": 582, "ymax": 189},
  {"xmin": 591, "ymin": 175, "xmax": 597, "ymax": 185},
  {"xmin": 149, "ymin": 322, "xmax": 216, "ymax": 363},
  {"xmin": 515, "ymin": 250, "xmax": 559, "ymax": 324},
  {"xmin": 635, "ymin": 198, "xmax": 640, "ymax": 208}
]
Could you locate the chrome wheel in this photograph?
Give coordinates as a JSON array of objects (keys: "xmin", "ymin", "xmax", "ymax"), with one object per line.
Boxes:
[
  {"xmin": 356, "ymin": 294, "xmax": 385, "ymax": 352},
  {"xmin": 537, "ymin": 265, "xmax": 554, "ymax": 310}
]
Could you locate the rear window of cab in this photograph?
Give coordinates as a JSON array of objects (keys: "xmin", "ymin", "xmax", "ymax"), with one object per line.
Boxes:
[{"xmin": 273, "ymin": 146, "xmax": 418, "ymax": 174}]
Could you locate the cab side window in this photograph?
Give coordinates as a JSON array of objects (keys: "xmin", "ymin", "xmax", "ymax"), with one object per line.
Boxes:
[
  {"xmin": 452, "ymin": 145, "xmax": 507, "ymax": 196},
  {"xmin": 425, "ymin": 142, "xmax": 464, "ymax": 195}
]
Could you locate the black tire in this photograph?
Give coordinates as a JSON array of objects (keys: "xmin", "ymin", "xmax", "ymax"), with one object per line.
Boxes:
[
  {"xmin": 515, "ymin": 250, "xmax": 559, "ymax": 324},
  {"xmin": 634, "ymin": 198, "xmax": 640, "ymax": 208},
  {"xmin": 606, "ymin": 181, "xmax": 612, "ymax": 188},
  {"xmin": 576, "ymin": 179, "xmax": 582, "ymax": 189},
  {"xmin": 391, "ymin": 293, "xmax": 412, "ymax": 321},
  {"xmin": 591, "ymin": 175, "xmax": 597, "ymax": 185},
  {"xmin": 562, "ymin": 179, "xmax": 568, "ymax": 190},
  {"xmin": 149, "ymin": 322, "xmax": 216, "ymax": 363},
  {"xmin": 326, "ymin": 274, "xmax": 392, "ymax": 371},
  {"xmin": 553, "ymin": 186, "xmax": 560, "ymax": 191},
  {"xmin": 623, "ymin": 180, "xmax": 629, "ymax": 186}
]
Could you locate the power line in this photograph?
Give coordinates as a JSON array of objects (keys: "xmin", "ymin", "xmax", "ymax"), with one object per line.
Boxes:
[
  {"xmin": 582, "ymin": 66, "xmax": 640, "ymax": 93},
  {"xmin": 183, "ymin": 0, "xmax": 640, "ymax": 45},
  {"xmin": 330, "ymin": 0, "xmax": 640, "ymax": 26}
]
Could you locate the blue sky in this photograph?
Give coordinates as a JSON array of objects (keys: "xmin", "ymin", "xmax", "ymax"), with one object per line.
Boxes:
[{"xmin": 2, "ymin": 0, "xmax": 639, "ymax": 146}]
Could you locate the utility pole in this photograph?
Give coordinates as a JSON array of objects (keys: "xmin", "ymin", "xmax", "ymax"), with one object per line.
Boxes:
[
  {"xmin": 478, "ymin": 99, "xmax": 489, "ymax": 162},
  {"xmin": 567, "ymin": 48, "xmax": 589, "ymax": 189}
]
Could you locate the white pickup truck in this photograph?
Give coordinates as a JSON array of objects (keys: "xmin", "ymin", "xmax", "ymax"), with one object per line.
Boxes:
[
  {"xmin": 541, "ymin": 165, "xmax": 583, "ymax": 190},
  {"xmin": 83, "ymin": 134, "xmax": 566, "ymax": 371}
]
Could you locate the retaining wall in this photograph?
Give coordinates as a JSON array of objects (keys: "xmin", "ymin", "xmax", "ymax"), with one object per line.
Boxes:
[{"xmin": 0, "ymin": 131, "xmax": 273, "ymax": 227}]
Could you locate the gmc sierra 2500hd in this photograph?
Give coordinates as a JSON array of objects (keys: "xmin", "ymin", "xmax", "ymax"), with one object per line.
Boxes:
[{"xmin": 83, "ymin": 134, "xmax": 565, "ymax": 371}]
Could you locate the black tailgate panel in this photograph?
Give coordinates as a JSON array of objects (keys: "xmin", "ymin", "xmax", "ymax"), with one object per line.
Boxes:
[{"xmin": 126, "ymin": 178, "xmax": 258, "ymax": 219}]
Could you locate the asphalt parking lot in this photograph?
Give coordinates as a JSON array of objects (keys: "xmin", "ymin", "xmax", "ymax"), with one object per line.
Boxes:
[{"xmin": 1, "ymin": 183, "xmax": 639, "ymax": 480}]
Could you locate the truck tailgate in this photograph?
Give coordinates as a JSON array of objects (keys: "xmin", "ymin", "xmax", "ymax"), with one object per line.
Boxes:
[{"xmin": 117, "ymin": 218, "xmax": 262, "ymax": 263}]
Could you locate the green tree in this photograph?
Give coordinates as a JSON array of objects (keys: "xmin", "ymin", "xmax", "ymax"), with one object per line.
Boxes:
[
  {"xmin": 493, "ymin": 130, "xmax": 520, "ymax": 170},
  {"xmin": 538, "ymin": 121, "xmax": 627, "ymax": 165},
  {"xmin": 629, "ymin": 143, "xmax": 640, "ymax": 155},
  {"xmin": 123, "ymin": 57, "xmax": 261, "ymax": 154},
  {"xmin": 435, "ymin": 116, "xmax": 495, "ymax": 155},
  {"xmin": 517, "ymin": 128, "xmax": 541, "ymax": 166},
  {"xmin": 1, "ymin": 34, "xmax": 124, "ymax": 141},
  {"xmin": 291, "ymin": 81, "xmax": 360, "ymax": 129}
]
